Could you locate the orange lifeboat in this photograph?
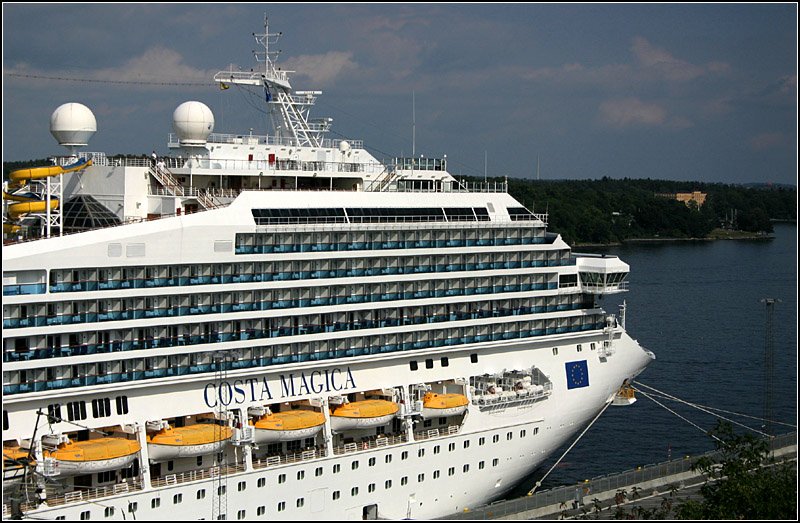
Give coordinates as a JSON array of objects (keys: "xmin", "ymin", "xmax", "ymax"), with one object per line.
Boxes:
[
  {"xmin": 251, "ymin": 410, "xmax": 326, "ymax": 444},
  {"xmin": 421, "ymin": 392, "xmax": 468, "ymax": 419},
  {"xmin": 330, "ymin": 400, "xmax": 399, "ymax": 431},
  {"xmin": 44, "ymin": 438, "xmax": 140, "ymax": 475},
  {"xmin": 147, "ymin": 424, "xmax": 232, "ymax": 462}
]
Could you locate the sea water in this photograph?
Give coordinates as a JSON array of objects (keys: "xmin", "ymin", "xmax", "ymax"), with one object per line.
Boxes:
[{"xmin": 518, "ymin": 223, "xmax": 797, "ymax": 492}]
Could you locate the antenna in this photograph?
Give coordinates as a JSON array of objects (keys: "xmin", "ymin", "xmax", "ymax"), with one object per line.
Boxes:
[
  {"xmin": 484, "ymin": 151, "xmax": 488, "ymax": 183},
  {"xmin": 537, "ymin": 154, "xmax": 540, "ymax": 181}
]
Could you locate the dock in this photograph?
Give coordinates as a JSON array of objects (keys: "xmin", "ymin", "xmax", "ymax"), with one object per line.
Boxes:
[{"xmin": 440, "ymin": 431, "xmax": 796, "ymax": 520}]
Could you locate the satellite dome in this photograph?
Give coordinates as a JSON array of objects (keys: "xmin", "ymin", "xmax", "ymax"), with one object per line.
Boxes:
[
  {"xmin": 173, "ymin": 101, "xmax": 214, "ymax": 146},
  {"xmin": 338, "ymin": 140, "xmax": 350, "ymax": 153},
  {"xmin": 50, "ymin": 103, "xmax": 97, "ymax": 147}
]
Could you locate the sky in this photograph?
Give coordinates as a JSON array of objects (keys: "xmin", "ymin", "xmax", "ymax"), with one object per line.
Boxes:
[{"xmin": 2, "ymin": 3, "xmax": 797, "ymax": 185}]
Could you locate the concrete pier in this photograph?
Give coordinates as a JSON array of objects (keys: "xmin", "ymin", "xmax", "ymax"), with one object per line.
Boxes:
[{"xmin": 440, "ymin": 432, "xmax": 796, "ymax": 520}]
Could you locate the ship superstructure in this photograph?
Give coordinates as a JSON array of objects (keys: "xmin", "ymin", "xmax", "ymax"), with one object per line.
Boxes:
[{"xmin": 2, "ymin": 17, "xmax": 654, "ymax": 520}]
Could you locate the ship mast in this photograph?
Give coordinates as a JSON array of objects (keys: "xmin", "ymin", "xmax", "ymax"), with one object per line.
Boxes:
[{"xmin": 213, "ymin": 15, "xmax": 331, "ymax": 147}]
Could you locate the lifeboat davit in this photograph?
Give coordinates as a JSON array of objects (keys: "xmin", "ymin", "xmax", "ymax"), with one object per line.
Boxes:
[
  {"xmin": 252, "ymin": 410, "xmax": 326, "ymax": 444},
  {"xmin": 3, "ymin": 446, "xmax": 32, "ymax": 485},
  {"xmin": 147, "ymin": 424, "xmax": 232, "ymax": 462},
  {"xmin": 420, "ymin": 392, "xmax": 468, "ymax": 419},
  {"xmin": 44, "ymin": 438, "xmax": 140, "ymax": 475},
  {"xmin": 330, "ymin": 400, "xmax": 399, "ymax": 431}
]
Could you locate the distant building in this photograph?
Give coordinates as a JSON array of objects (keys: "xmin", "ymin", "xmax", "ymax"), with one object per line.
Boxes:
[{"xmin": 655, "ymin": 191, "xmax": 707, "ymax": 207}]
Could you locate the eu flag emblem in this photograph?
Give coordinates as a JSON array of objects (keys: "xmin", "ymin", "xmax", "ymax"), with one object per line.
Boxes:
[{"xmin": 565, "ymin": 360, "xmax": 589, "ymax": 389}]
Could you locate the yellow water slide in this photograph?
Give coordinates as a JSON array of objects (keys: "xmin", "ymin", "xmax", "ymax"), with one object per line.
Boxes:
[{"xmin": 4, "ymin": 158, "xmax": 92, "ymax": 221}]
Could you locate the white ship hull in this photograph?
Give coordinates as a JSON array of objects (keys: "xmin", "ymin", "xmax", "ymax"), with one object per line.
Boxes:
[{"xmin": 1, "ymin": 17, "xmax": 654, "ymax": 521}]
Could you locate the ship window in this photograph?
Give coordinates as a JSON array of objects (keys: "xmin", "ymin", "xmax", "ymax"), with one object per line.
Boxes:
[
  {"xmin": 433, "ymin": 445, "xmax": 440, "ymax": 454},
  {"xmin": 351, "ymin": 487, "xmax": 359, "ymax": 496},
  {"xmin": 493, "ymin": 458, "xmax": 499, "ymax": 467},
  {"xmin": 297, "ymin": 470, "xmax": 305, "ymax": 480},
  {"xmin": 56, "ymin": 517, "xmax": 66, "ymax": 521},
  {"xmin": 418, "ymin": 473, "xmax": 425, "ymax": 482},
  {"xmin": 552, "ymin": 347, "xmax": 558, "ymax": 356},
  {"xmin": 463, "ymin": 464, "xmax": 470, "ymax": 473},
  {"xmin": 333, "ymin": 464, "xmax": 341, "ymax": 473},
  {"xmin": 151, "ymin": 498, "xmax": 160, "ymax": 509},
  {"xmin": 479, "ymin": 437, "xmax": 485, "ymax": 445},
  {"xmin": 385, "ymin": 454, "xmax": 392, "ymax": 464},
  {"xmin": 425, "ymin": 359, "xmax": 434, "ymax": 369},
  {"xmin": 448, "ymin": 467, "xmax": 455, "ymax": 476},
  {"xmin": 315, "ymin": 467, "xmax": 323, "ymax": 477},
  {"xmin": 385, "ymin": 479, "xmax": 392, "ymax": 489},
  {"xmin": 296, "ymin": 498, "xmax": 304, "ymax": 508},
  {"xmin": 439, "ymin": 417, "xmax": 447, "ymax": 425},
  {"xmin": 401, "ymin": 476, "xmax": 408, "ymax": 486},
  {"xmin": 258, "ymin": 477, "xmax": 266, "ymax": 487},
  {"xmin": 80, "ymin": 511, "xmax": 90, "ymax": 520},
  {"xmin": 534, "ymin": 427, "xmax": 539, "ymax": 435},
  {"xmin": 418, "ymin": 448, "xmax": 425, "ymax": 458},
  {"xmin": 104, "ymin": 507, "xmax": 114, "ymax": 518},
  {"xmin": 590, "ymin": 343, "xmax": 596, "ymax": 350},
  {"xmin": 479, "ymin": 461, "xmax": 485, "ymax": 470},
  {"xmin": 257, "ymin": 507, "xmax": 265, "ymax": 516},
  {"xmin": 197, "ymin": 489, "xmax": 205, "ymax": 499},
  {"xmin": 278, "ymin": 473, "xmax": 286, "ymax": 483},
  {"xmin": 470, "ymin": 353, "xmax": 478, "ymax": 363},
  {"xmin": 128, "ymin": 502, "xmax": 137, "ymax": 513},
  {"xmin": 463, "ymin": 440, "xmax": 470, "ymax": 449},
  {"xmin": 115, "ymin": 396, "xmax": 129, "ymax": 415},
  {"xmin": 47, "ymin": 404, "xmax": 62, "ymax": 424},
  {"xmin": 448, "ymin": 443, "xmax": 455, "ymax": 452},
  {"xmin": 368, "ymin": 483, "xmax": 376, "ymax": 493},
  {"xmin": 173, "ymin": 493, "xmax": 182, "ymax": 504},
  {"xmin": 434, "ymin": 470, "xmax": 440, "ymax": 479},
  {"xmin": 351, "ymin": 460, "xmax": 359, "ymax": 470},
  {"xmin": 333, "ymin": 491, "xmax": 340, "ymax": 500},
  {"xmin": 493, "ymin": 435, "xmax": 499, "ymax": 443},
  {"xmin": 197, "ymin": 456, "xmax": 203, "ymax": 467},
  {"xmin": 441, "ymin": 357, "xmax": 449, "ymax": 367},
  {"xmin": 401, "ymin": 451, "xmax": 408, "ymax": 460},
  {"xmin": 277, "ymin": 501, "xmax": 286, "ymax": 512},
  {"xmin": 217, "ymin": 485, "xmax": 226, "ymax": 495},
  {"xmin": 238, "ymin": 480, "xmax": 247, "ymax": 491},
  {"xmin": 368, "ymin": 457, "xmax": 376, "ymax": 467},
  {"xmin": 97, "ymin": 471, "xmax": 115, "ymax": 483},
  {"xmin": 577, "ymin": 344, "xmax": 582, "ymax": 352},
  {"xmin": 507, "ymin": 431, "xmax": 513, "ymax": 440},
  {"xmin": 409, "ymin": 361, "xmax": 418, "ymax": 371},
  {"xmin": 92, "ymin": 398, "xmax": 111, "ymax": 418},
  {"xmin": 67, "ymin": 401, "xmax": 87, "ymax": 421},
  {"xmin": 237, "ymin": 510, "xmax": 246, "ymax": 520}
]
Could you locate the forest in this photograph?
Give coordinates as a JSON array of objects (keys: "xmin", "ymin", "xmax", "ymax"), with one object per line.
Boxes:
[{"xmin": 498, "ymin": 176, "xmax": 796, "ymax": 245}]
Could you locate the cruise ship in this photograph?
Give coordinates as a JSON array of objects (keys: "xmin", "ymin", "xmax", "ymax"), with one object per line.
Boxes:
[{"xmin": 2, "ymin": 18, "xmax": 654, "ymax": 520}]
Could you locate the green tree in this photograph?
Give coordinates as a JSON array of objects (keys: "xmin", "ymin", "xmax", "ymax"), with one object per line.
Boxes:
[{"xmin": 676, "ymin": 422, "xmax": 796, "ymax": 520}]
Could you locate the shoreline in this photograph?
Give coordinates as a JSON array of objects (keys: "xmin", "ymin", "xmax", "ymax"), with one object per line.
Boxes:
[{"xmin": 574, "ymin": 230, "xmax": 777, "ymax": 248}]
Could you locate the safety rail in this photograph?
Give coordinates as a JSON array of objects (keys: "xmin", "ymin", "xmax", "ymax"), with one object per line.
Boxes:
[
  {"xmin": 39, "ymin": 478, "xmax": 144, "ymax": 508},
  {"xmin": 332, "ymin": 433, "xmax": 408, "ymax": 455},
  {"xmin": 252, "ymin": 447, "xmax": 328, "ymax": 470},
  {"xmin": 151, "ymin": 463, "xmax": 246, "ymax": 488},
  {"xmin": 414, "ymin": 424, "xmax": 462, "ymax": 441}
]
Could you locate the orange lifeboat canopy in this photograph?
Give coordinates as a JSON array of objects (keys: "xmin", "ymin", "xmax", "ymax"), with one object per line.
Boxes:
[{"xmin": 43, "ymin": 437, "xmax": 140, "ymax": 475}]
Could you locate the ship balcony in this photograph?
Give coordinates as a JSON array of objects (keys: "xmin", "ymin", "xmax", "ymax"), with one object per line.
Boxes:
[{"xmin": 575, "ymin": 254, "xmax": 630, "ymax": 295}]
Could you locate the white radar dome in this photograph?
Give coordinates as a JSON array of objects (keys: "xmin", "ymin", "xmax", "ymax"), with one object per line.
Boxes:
[
  {"xmin": 173, "ymin": 101, "xmax": 214, "ymax": 146},
  {"xmin": 50, "ymin": 103, "xmax": 97, "ymax": 147},
  {"xmin": 338, "ymin": 140, "xmax": 351, "ymax": 153}
]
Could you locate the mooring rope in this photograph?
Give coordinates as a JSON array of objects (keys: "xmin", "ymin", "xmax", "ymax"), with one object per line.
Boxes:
[{"xmin": 527, "ymin": 398, "xmax": 613, "ymax": 495}]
